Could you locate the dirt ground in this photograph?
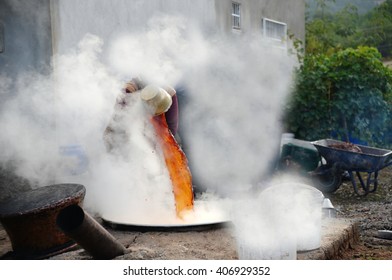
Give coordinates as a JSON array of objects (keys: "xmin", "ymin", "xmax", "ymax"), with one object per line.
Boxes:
[{"xmin": 324, "ymin": 166, "xmax": 392, "ymax": 260}]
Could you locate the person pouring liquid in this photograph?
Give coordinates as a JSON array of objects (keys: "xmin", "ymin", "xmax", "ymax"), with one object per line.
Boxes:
[
  {"xmin": 103, "ymin": 77, "xmax": 194, "ymax": 218},
  {"xmin": 103, "ymin": 77, "xmax": 179, "ymax": 152}
]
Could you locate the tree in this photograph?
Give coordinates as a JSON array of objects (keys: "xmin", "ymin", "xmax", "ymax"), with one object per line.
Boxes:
[
  {"xmin": 284, "ymin": 47, "xmax": 392, "ymax": 146},
  {"xmin": 305, "ymin": 0, "xmax": 392, "ymax": 59},
  {"xmin": 362, "ymin": 0, "xmax": 392, "ymax": 58}
]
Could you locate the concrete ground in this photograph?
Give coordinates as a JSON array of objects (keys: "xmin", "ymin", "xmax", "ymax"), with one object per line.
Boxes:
[{"xmin": 0, "ymin": 218, "xmax": 358, "ymax": 260}]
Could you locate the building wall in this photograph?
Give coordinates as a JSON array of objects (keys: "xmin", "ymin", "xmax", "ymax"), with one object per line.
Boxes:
[
  {"xmin": 52, "ymin": 0, "xmax": 217, "ymax": 56},
  {"xmin": 0, "ymin": 0, "xmax": 305, "ymax": 100},
  {"xmin": 0, "ymin": 0, "xmax": 52, "ymax": 81},
  {"xmin": 261, "ymin": 0, "xmax": 305, "ymax": 42},
  {"xmin": 0, "ymin": 0, "xmax": 53, "ymax": 198},
  {"xmin": 214, "ymin": 0, "xmax": 305, "ymax": 42},
  {"xmin": 0, "ymin": 0, "xmax": 305, "ymax": 82},
  {"xmin": 52, "ymin": 0, "xmax": 305, "ymax": 56}
]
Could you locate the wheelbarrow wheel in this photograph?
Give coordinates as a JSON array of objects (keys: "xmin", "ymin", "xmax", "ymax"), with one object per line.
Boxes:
[{"xmin": 310, "ymin": 165, "xmax": 342, "ymax": 193}]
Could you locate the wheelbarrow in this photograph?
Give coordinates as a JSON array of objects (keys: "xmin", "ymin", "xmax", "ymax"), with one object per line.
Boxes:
[{"xmin": 310, "ymin": 139, "xmax": 392, "ymax": 196}]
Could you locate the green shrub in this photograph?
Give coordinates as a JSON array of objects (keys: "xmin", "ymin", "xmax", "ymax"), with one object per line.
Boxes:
[{"xmin": 284, "ymin": 46, "xmax": 392, "ymax": 146}]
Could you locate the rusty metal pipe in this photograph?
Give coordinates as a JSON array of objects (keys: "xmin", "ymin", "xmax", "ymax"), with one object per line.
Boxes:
[{"xmin": 56, "ymin": 204, "xmax": 126, "ymax": 259}]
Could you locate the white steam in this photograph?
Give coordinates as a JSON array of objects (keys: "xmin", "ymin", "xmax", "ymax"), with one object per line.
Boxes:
[
  {"xmin": 232, "ymin": 181, "xmax": 324, "ymax": 259},
  {"xmin": 108, "ymin": 15, "xmax": 209, "ymax": 86},
  {"xmin": 0, "ymin": 14, "xmax": 314, "ymax": 259},
  {"xmin": 180, "ymin": 42, "xmax": 294, "ymax": 194},
  {"xmin": 107, "ymin": 15, "xmax": 296, "ymax": 195},
  {"xmin": 0, "ymin": 34, "xmax": 119, "ymax": 187}
]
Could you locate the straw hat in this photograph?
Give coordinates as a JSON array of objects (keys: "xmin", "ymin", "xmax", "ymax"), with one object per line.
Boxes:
[{"xmin": 140, "ymin": 85, "xmax": 172, "ymax": 115}]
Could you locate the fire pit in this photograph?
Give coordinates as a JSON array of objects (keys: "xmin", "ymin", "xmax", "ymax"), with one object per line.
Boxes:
[{"xmin": 0, "ymin": 183, "xmax": 85, "ymax": 259}]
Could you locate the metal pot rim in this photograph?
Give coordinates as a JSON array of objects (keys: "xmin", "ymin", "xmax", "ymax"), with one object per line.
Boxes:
[{"xmin": 0, "ymin": 184, "xmax": 86, "ymax": 218}]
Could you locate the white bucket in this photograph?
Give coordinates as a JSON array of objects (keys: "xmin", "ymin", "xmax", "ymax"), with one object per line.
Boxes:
[
  {"xmin": 231, "ymin": 182, "xmax": 323, "ymax": 259},
  {"xmin": 232, "ymin": 197, "xmax": 297, "ymax": 260},
  {"xmin": 259, "ymin": 183, "xmax": 324, "ymax": 252},
  {"xmin": 236, "ymin": 235, "xmax": 297, "ymax": 260}
]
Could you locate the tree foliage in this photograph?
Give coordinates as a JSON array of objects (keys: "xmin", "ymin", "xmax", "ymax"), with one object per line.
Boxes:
[
  {"xmin": 284, "ymin": 47, "xmax": 392, "ymax": 146},
  {"xmin": 362, "ymin": 0, "xmax": 392, "ymax": 57},
  {"xmin": 306, "ymin": 0, "xmax": 392, "ymax": 58}
]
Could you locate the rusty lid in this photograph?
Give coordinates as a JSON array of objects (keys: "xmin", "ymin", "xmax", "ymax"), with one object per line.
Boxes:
[{"xmin": 0, "ymin": 184, "xmax": 86, "ymax": 218}]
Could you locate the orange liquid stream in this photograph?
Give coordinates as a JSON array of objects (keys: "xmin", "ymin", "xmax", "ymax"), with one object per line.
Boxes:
[{"xmin": 151, "ymin": 114, "xmax": 194, "ymax": 218}]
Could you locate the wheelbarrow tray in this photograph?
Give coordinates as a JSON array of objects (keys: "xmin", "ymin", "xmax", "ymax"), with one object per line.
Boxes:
[{"xmin": 311, "ymin": 139, "xmax": 392, "ymax": 172}]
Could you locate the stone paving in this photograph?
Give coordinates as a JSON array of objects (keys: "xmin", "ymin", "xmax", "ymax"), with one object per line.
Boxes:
[{"xmin": 0, "ymin": 218, "xmax": 358, "ymax": 260}]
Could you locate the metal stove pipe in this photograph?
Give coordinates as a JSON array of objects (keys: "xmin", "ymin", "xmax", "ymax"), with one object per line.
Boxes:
[{"xmin": 56, "ymin": 204, "xmax": 126, "ymax": 259}]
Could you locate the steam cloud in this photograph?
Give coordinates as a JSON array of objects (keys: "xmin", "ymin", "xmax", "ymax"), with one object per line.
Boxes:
[
  {"xmin": 0, "ymin": 14, "xmax": 315, "ymax": 258},
  {"xmin": 106, "ymin": 15, "xmax": 296, "ymax": 195}
]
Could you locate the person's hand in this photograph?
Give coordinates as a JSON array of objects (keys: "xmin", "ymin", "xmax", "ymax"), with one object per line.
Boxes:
[
  {"xmin": 124, "ymin": 81, "xmax": 139, "ymax": 93},
  {"xmin": 124, "ymin": 77, "xmax": 147, "ymax": 93}
]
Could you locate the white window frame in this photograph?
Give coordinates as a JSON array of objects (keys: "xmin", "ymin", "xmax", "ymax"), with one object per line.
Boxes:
[
  {"xmin": 262, "ymin": 18, "xmax": 287, "ymax": 45},
  {"xmin": 232, "ymin": 2, "xmax": 241, "ymax": 30}
]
